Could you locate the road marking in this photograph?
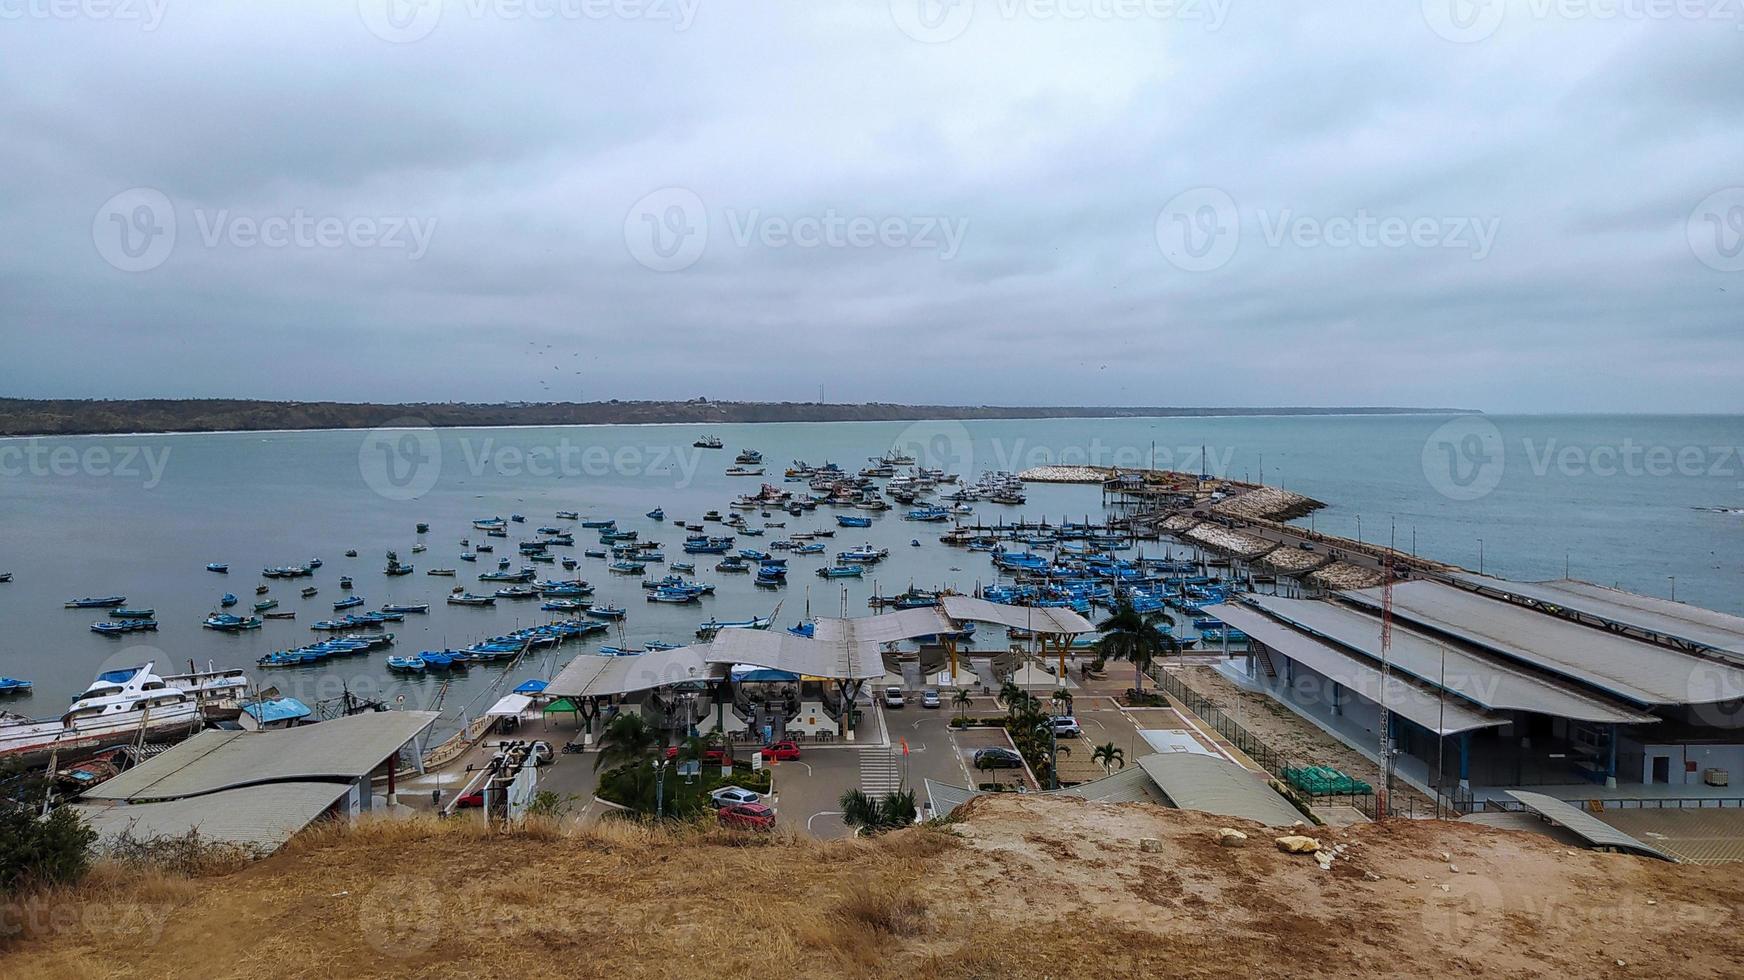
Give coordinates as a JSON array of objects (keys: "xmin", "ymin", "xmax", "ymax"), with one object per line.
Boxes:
[
  {"xmin": 808, "ymin": 810, "xmax": 844, "ymax": 832},
  {"xmin": 858, "ymin": 748, "xmax": 903, "ymax": 796}
]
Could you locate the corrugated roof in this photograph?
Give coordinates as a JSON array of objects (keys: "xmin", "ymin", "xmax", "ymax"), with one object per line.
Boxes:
[
  {"xmin": 546, "ymin": 646, "xmax": 717, "ymax": 699},
  {"xmin": 924, "ymin": 778, "xmax": 982, "ymax": 818},
  {"xmin": 1506, "ymin": 791, "xmax": 1678, "ymax": 862},
  {"xmin": 940, "ymin": 595, "xmax": 1094, "ymax": 634},
  {"xmin": 811, "ymin": 608, "xmax": 955, "ymax": 645},
  {"xmin": 1235, "ymin": 595, "xmax": 1657, "ymax": 725},
  {"xmin": 1204, "ymin": 602, "xmax": 1508, "ymax": 736},
  {"xmin": 86, "ymin": 711, "xmax": 438, "ymax": 802},
  {"xmin": 73, "ymin": 782, "xmax": 352, "ymax": 853},
  {"xmin": 1342, "ymin": 581, "xmax": 1744, "ymax": 707},
  {"xmin": 1051, "ymin": 765, "xmax": 1166, "ymax": 805},
  {"xmin": 241, "ymin": 697, "xmax": 311, "ymax": 725},
  {"xmin": 1136, "ymin": 753, "xmax": 1306, "ymax": 826},
  {"xmin": 1449, "ymin": 575, "xmax": 1744, "ymax": 661},
  {"xmin": 704, "ymin": 629, "xmax": 885, "ymax": 680}
]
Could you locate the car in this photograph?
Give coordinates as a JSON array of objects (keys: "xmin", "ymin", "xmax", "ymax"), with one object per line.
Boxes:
[
  {"xmin": 717, "ymin": 802, "xmax": 776, "ymax": 830},
  {"xmin": 883, "ymin": 686, "xmax": 905, "ymax": 708},
  {"xmin": 527, "ymin": 740, "xmax": 554, "ymax": 765},
  {"xmin": 665, "ymin": 745, "xmax": 731, "ymax": 764},
  {"xmin": 1050, "ymin": 716, "xmax": 1082, "ymax": 738},
  {"xmin": 710, "ymin": 786, "xmax": 762, "ymax": 807},
  {"xmin": 760, "ymin": 740, "xmax": 800, "ymax": 761},
  {"xmin": 972, "ymin": 747, "xmax": 1024, "ymax": 769},
  {"xmin": 920, "ymin": 689, "xmax": 941, "ymax": 708},
  {"xmin": 456, "ymin": 789, "xmax": 485, "ymax": 808}
]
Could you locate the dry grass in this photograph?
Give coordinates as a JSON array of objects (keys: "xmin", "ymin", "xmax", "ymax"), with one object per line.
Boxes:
[{"xmin": 7, "ymin": 797, "xmax": 1744, "ymax": 979}]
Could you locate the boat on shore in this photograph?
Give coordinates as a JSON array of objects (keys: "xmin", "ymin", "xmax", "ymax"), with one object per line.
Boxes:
[{"xmin": 0, "ymin": 663, "xmax": 210, "ymax": 766}]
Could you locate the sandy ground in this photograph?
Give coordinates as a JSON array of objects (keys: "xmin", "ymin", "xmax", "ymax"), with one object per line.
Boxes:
[
  {"xmin": 1172, "ymin": 665, "xmax": 1436, "ymax": 810},
  {"xmin": 6, "ymin": 795, "xmax": 1743, "ymax": 979}
]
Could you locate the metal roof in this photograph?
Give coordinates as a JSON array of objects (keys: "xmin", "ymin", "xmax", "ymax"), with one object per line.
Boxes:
[
  {"xmin": 73, "ymin": 782, "xmax": 352, "ymax": 853},
  {"xmin": 1505, "ymin": 791, "xmax": 1678, "ymax": 862},
  {"xmin": 810, "ymin": 608, "xmax": 956, "ymax": 645},
  {"xmin": 1051, "ymin": 765, "xmax": 1167, "ymax": 805},
  {"xmin": 241, "ymin": 697, "xmax": 311, "ymax": 725},
  {"xmin": 1449, "ymin": 574, "xmax": 1744, "ymax": 661},
  {"xmin": 704, "ymin": 628, "xmax": 885, "ymax": 680},
  {"xmin": 546, "ymin": 646, "xmax": 716, "ymax": 698},
  {"xmin": 86, "ymin": 711, "xmax": 439, "ymax": 802},
  {"xmin": 1204, "ymin": 602, "xmax": 1508, "ymax": 736},
  {"xmin": 939, "ymin": 595, "xmax": 1094, "ymax": 634},
  {"xmin": 1136, "ymin": 753, "xmax": 1306, "ymax": 826},
  {"xmin": 1235, "ymin": 595, "xmax": 1657, "ymax": 725},
  {"xmin": 1342, "ymin": 580, "xmax": 1744, "ymax": 707},
  {"xmin": 924, "ymin": 778, "xmax": 983, "ymax": 818}
]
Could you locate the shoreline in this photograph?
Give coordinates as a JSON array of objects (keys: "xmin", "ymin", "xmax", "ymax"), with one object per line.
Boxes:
[{"xmin": 0, "ymin": 398, "xmax": 1475, "ymax": 439}]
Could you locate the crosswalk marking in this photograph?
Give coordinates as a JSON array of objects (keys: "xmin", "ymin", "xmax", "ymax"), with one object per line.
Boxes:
[{"xmin": 858, "ymin": 748, "xmax": 903, "ymax": 796}]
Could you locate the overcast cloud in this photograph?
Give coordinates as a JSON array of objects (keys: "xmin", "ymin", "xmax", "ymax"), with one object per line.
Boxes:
[{"xmin": 0, "ymin": 1, "xmax": 1739, "ymax": 411}]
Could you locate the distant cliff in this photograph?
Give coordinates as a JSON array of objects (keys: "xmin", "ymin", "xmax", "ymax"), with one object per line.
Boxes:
[{"xmin": 0, "ymin": 398, "xmax": 1473, "ymax": 437}]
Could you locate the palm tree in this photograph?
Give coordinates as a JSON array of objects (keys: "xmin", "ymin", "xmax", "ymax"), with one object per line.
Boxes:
[
  {"xmin": 998, "ymin": 680, "xmax": 1023, "ymax": 715},
  {"xmin": 592, "ymin": 712, "xmax": 657, "ymax": 772},
  {"xmin": 839, "ymin": 789, "xmax": 880, "ymax": 831},
  {"xmin": 952, "ymin": 689, "xmax": 974, "ymax": 725},
  {"xmin": 1050, "ymin": 688, "xmax": 1074, "ymax": 716},
  {"xmin": 1096, "ymin": 600, "xmax": 1178, "ymax": 694},
  {"xmin": 839, "ymin": 788, "xmax": 917, "ymax": 835},
  {"xmin": 1091, "ymin": 741, "xmax": 1125, "ymax": 774}
]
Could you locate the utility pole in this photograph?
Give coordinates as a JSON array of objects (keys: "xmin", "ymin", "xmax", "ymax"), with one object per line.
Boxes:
[{"xmin": 1377, "ymin": 548, "xmax": 1396, "ymax": 822}]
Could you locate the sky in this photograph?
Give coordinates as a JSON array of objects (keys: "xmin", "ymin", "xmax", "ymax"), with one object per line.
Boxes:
[{"xmin": 0, "ymin": 1, "xmax": 1739, "ymax": 412}]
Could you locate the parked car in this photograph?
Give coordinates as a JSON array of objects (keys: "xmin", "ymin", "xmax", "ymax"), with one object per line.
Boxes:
[
  {"xmin": 920, "ymin": 689, "xmax": 941, "ymax": 708},
  {"xmin": 528, "ymin": 740, "xmax": 555, "ymax": 765},
  {"xmin": 883, "ymin": 686, "xmax": 905, "ymax": 708},
  {"xmin": 709, "ymin": 786, "xmax": 762, "ymax": 807},
  {"xmin": 718, "ymin": 802, "xmax": 776, "ymax": 830},
  {"xmin": 760, "ymin": 740, "xmax": 801, "ymax": 761},
  {"xmin": 456, "ymin": 789, "xmax": 485, "ymax": 808},
  {"xmin": 972, "ymin": 747, "xmax": 1024, "ymax": 769},
  {"xmin": 1050, "ymin": 716, "xmax": 1082, "ymax": 738}
]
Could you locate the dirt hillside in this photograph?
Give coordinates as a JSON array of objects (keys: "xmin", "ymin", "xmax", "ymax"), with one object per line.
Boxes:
[{"xmin": 5, "ymin": 795, "xmax": 1740, "ymax": 978}]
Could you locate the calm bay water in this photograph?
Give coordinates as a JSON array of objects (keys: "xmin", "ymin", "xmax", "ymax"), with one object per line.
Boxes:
[{"xmin": 1, "ymin": 413, "xmax": 1739, "ymax": 724}]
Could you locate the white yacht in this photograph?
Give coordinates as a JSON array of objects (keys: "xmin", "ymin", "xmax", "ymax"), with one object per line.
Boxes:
[{"xmin": 0, "ymin": 663, "xmax": 207, "ymax": 766}]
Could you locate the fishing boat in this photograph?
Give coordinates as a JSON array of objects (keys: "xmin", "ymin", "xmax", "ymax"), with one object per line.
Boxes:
[
  {"xmin": 836, "ymin": 515, "xmax": 872, "ymax": 528},
  {"xmin": 561, "ymin": 557, "xmax": 578, "ymax": 570},
  {"xmin": 426, "ymin": 568, "xmax": 456, "ymax": 577},
  {"xmin": 333, "ymin": 595, "xmax": 365, "ymax": 610},
  {"xmin": 694, "ymin": 435, "xmax": 723, "ymax": 449},
  {"xmin": 671, "ymin": 561, "xmax": 697, "ymax": 573},
  {"xmin": 735, "ymin": 449, "xmax": 763, "ymax": 465},
  {"xmin": 446, "ymin": 593, "xmax": 497, "ymax": 606},
  {"xmin": 0, "ymin": 664, "xmax": 207, "ymax": 765},
  {"xmin": 382, "ymin": 603, "xmax": 430, "ymax": 614},
  {"xmin": 411, "ymin": 544, "xmax": 426, "ymax": 554},
  {"xmin": 716, "ymin": 557, "xmax": 750, "ymax": 573},
  {"xmin": 386, "ymin": 655, "xmax": 426, "ymax": 674},
  {"xmin": 725, "ymin": 466, "xmax": 765, "ymax": 477},
  {"xmin": 495, "ymin": 586, "xmax": 539, "ymax": 599},
  {"xmin": 264, "ymin": 611, "xmax": 296, "ymax": 620},
  {"xmin": 253, "ymin": 599, "xmax": 278, "ymax": 612},
  {"xmin": 339, "ymin": 576, "xmax": 354, "ymax": 589},
  {"xmin": 109, "ymin": 607, "xmax": 154, "ymax": 618},
  {"xmin": 476, "ymin": 544, "xmax": 494, "ymax": 553},
  {"xmin": 511, "ymin": 514, "xmax": 526, "ymax": 523},
  {"xmin": 586, "ymin": 605, "xmax": 627, "ymax": 620},
  {"xmin": 793, "ymin": 542, "xmax": 825, "ymax": 555},
  {"xmin": 581, "ymin": 518, "xmax": 617, "ymax": 529},
  {"xmin": 205, "ymin": 562, "xmax": 229, "ymax": 573},
  {"xmin": 256, "ymin": 585, "xmax": 270, "ymax": 595},
  {"xmin": 460, "ymin": 553, "xmax": 478, "ymax": 562},
  {"xmin": 473, "ymin": 517, "xmax": 507, "ymax": 530},
  {"xmin": 420, "ymin": 651, "xmax": 466, "ymax": 673},
  {"xmin": 556, "ymin": 510, "xmax": 580, "ymax": 520},
  {"xmin": 220, "ymin": 593, "xmax": 239, "ymax": 607},
  {"xmin": 65, "ymin": 596, "xmax": 126, "ymax": 608},
  {"xmin": 694, "ymin": 615, "xmax": 773, "ymax": 639},
  {"xmin": 609, "ymin": 560, "xmax": 647, "ymax": 575},
  {"xmin": 0, "ymin": 574, "xmax": 10, "ymax": 583},
  {"xmin": 345, "ymin": 549, "xmax": 358, "ymax": 557},
  {"xmin": 416, "ymin": 522, "xmax": 430, "ymax": 533},
  {"xmin": 384, "ymin": 551, "xmax": 414, "ymax": 576},
  {"xmin": 91, "ymin": 619, "xmax": 157, "ymax": 635},
  {"xmin": 584, "ymin": 549, "xmax": 608, "ymax": 559},
  {"xmin": 541, "ymin": 598, "xmax": 587, "ymax": 612},
  {"xmin": 646, "ymin": 508, "xmax": 664, "ymax": 521},
  {"xmin": 816, "ymin": 564, "xmax": 865, "ymax": 578},
  {"xmin": 647, "ymin": 588, "xmax": 701, "ymax": 604},
  {"xmin": 0, "ymin": 677, "xmax": 32, "ymax": 695},
  {"xmin": 202, "ymin": 613, "xmax": 262, "ymax": 631},
  {"xmin": 301, "ymin": 586, "xmax": 319, "ymax": 598}
]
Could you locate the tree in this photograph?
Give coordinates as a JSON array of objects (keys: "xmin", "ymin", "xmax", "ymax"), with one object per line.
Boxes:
[
  {"xmin": 952, "ymin": 689, "xmax": 973, "ymax": 725},
  {"xmin": 1092, "ymin": 742, "xmax": 1126, "ymax": 774},
  {"xmin": 0, "ymin": 798, "xmax": 95, "ymax": 894},
  {"xmin": 839, "ymin": 788, "xmax": 917, "ymax": 835},
  {"xmin": 998, "ymin": 680, "xmax": 1024, "ymax": 716},
  {"xmin": 593, "ymin": 712, "xmax": 657, "ymax": 771},
  {"xmin": 1050, "ymin": 689, "xmax": 1074, "ymax": 716},
  {"xmin": 1096, "ymin": 600, "xmax": 1179, "ymax": 694}
]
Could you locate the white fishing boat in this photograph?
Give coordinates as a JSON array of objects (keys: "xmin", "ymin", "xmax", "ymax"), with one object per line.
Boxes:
[{"xmin": 0, "ymin": 663, "xmax": 208, "ymax": 766}]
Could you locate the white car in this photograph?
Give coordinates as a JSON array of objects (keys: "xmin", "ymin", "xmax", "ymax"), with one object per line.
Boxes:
[
  {"xmin": 920, "ymin": 689, "xmax": 941, "ymax": 708},
  {"xmin": 883, "ymin": 686, "xmax": 905, "ymax": 708},
  {"xmin": 1050, "ymin": 716, "xmax": 1082, "ymax": 738},
  {"xmin": 709, "ymin": 786, "xmax": 762, "ymax": 806}
]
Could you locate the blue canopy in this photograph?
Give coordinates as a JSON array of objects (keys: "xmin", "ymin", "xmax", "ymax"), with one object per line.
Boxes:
[
  {"xmin": 513, "ymin": 679, "xmax": 549, "ymax": 694},
  {"xmin": 731, "ymin": 667, "xmax": 800, "ymax": 683},
  {"xmin": 242, "ymin": 697, "xmax": 312, "ymax": 725}
]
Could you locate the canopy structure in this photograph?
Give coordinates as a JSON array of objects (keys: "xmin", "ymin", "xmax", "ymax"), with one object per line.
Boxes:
[
  {"xmin": 1506, "ymin": 791, "xmax": 1677, "ymax": 861},
  {"xmin": 1136, "ymin": 753, "xmax": 1306, "ymax": 827},
  {"xmin": 485, "ymin": 694, "xmax": 534, "ymax": 718},
  {"xmin": 1448, "ymin": 574, "xmax": 1744, "ymax": 662},
  {"xmin": 73, "ymin": 782, "xmax": 354, "ymax": 854},
  {"xmin": 940, "ymin": 595, "xmax": 1095, "ymax": 635}
]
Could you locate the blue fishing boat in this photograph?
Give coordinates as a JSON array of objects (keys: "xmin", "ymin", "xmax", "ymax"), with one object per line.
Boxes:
[
  {"xmin": 609, "ymin": 560, "xmax": 646, "ymax": 575},
  {"xmin": 203, "ymin": 613, "xmax": 262, "ymax": 631},
  {"xmin": 205, "ymin": 562, "xmax": 229, "ymax": 573},
  {"xmin": 542, "ymin": 598, "xmax": 586, "ymax": 612},
  {"xmin": 460, "ymin": 553, "xmax": 477, "ymax": 562},
  {"xmin": 586, "ymin": 605, "xmax": 627, "ymax": 620},
  {"xmin": 793, "ymin": 542, "xmax": 825, "ymax": 555},
  {"xmin": 495, "ymin": 586, "xmax": 539, "ymax": 599},
  {"xmin": 556, "ymin": 510, "xmax": 579, "ymax": 520},
  {"xmin": 836, "ymin": 515, "xmax": 872, "ymax": 528},
  {"xmin": 65, "ymin": 596, "xmax": 126, "ymax": 608},
  {"xmin": 253, "ymin": 599, "xmax": 278, "ymax": 612},
  {"xmin": 332, "ymin": 595, "xmax": 365, "ymax": 611},
  {"xmin": 386, "ymin": 655, "xmax": 426, "ymax": 674},
  {"xmin": 0, "ymin": 677, "xmax": 32, "ymax": 695},
  {"xmin": 382, "ymin": 603, "xmax": 430, "ymax": 614},
  {"xmin": 446, "ymin": 593, "xmax": 496, "ymax": 606},
  {"xmin": 716, "ymin": 557, "xmax": 750, "ymax": 573},
  {"xmin": 91, "ymin": 619, "xmax": 157, "ymax": 635},
  {"xmin": 109, "ymin": 607, "xmax": 155, "ymax": 618},
  {"xmin": 581, "ymin": 518, "xmax": 616, "ymax": 529},
  {"xmin": 694, "ymin": 615, "xmax": 773, "ymax": 639},
  {"xmin": 647, "ymin": 588, "xmax": 700, "ymax": 604},
  {"xmin": 671, "ymin": 561, "xmax": 696, "ymax": 573},
  {"xmin": 816, "ymin": 564, "xmax": 864, "ymax": 578},
  {"xmin": 220, "ymin": 593, "xmax": 239, "ymax": 607},
  {"xmin": 646, "ymin": 508, "xmax": 664, "ymax": 521}
]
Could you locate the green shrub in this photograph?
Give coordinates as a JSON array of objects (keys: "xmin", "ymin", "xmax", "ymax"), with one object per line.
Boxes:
[{"xmin": 0, "ymin": 799, "xmax": 96, "ymax": 893}]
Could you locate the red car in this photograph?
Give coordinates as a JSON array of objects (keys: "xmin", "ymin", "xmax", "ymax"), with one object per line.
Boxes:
[
  {"xmin": 665, "ymin": 745, "xmax": 731, "ymax": 764},
  {"xmin": 760, "ymin": 740, "xmax": 801, "ymax": 761},
  {"xmin": 717, "ymin": 802, "xmax": 776, "ymax": 830},
  {"xmin": 456, "ymin": 790, "xmax": 485, "ymax": 808}
]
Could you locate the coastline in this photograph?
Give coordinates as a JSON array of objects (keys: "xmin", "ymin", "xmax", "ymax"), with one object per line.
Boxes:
[{"xmin": 0, "ymin": 398, "xmax": 1476, "ymax": 439}]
